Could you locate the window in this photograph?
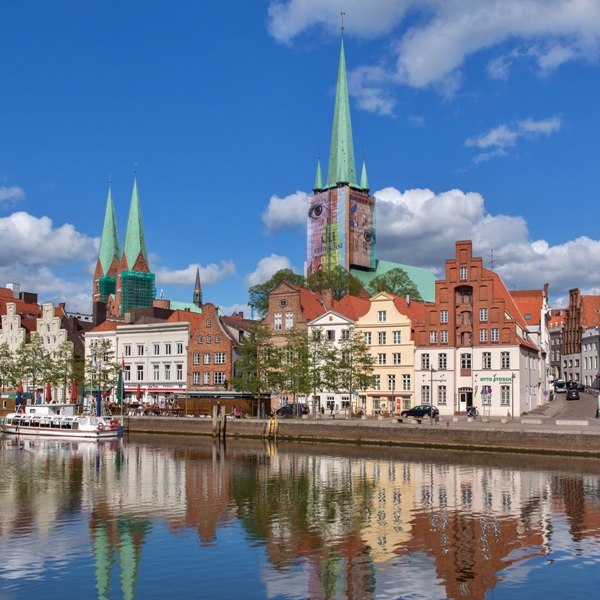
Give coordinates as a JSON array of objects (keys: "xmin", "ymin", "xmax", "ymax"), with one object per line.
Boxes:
[
  {"xmin": 327, "ymin": 330, "xmax": 335, "ymax": 341},
  {"xmin": 402, "ymin": 375, "xmax": 411, "ymax": 391},
  {"xmin": 440, "ymin": 310, "xmax": 448, "ymax": 324},
  {"xmin": 460, "ymin": 353, "xmax": 472, "ymax": 369},
  {"xmin": 203, "ymin": 372, "xmax": 210, "ymax": 384},
  {"xmin": 214, "ymin": 372, "xmax": 226, "ymax": 385},
  {"xmin": 193, "ymin": 353, "xmax": 200, "ymax": 365},
  {"xmin": 206, "ymin": 335, "xmax": 212, "ymax": 344},
  {"xmin": 136, "ymin": 345, "xmax": 143, "ymax": 356},
  {"xmin": 197, "ymin": 335, "xmax": 203, "ymax": 344},
  {"xmin": 206, "ymin": 318, "xmax": 212, "ymax": 327},
  {"xmin": 459, "ymin": 290, "xmax": 472, "ymax": 304},
  {"xmin": 483, "ymin": 352, "xmax": 491, "ymax": 369},
  {"xmin": 164, "ymin": 365, "xmax": 171, "ymax": 381},
  {"xmin": 274, "ymin": 312, "xmax": 282, "ymax": 330},
  {"xmin": 124, "ymin": 365, "xmax": 131, "ymax": 381},
  {"xmin": 393, "ymin": 353, "xmax": 402, "ymax": 365},
  {"xmin": 480, "ymin": 308, "xmax": 488, "ymax": 322},
  {"xmin": 378, "ymin": 311, "xmax": 387, "ymax": 322},
  {"xmin": 393, "ymin": 330, "xmax": 402, "ymax": 344},
  {"xmin": 438, "ymin": 386, "xmax": 447, "ymax": 404},
  {"xmin": 373, "ymin": 375, "xmax": 380, "ymax": 391},
  {"xmin": 388, "ymin": 374, "xmax": 396, "ymax": 391},
  {"xmin": 501, "ymin": 385, "xmax": 510, "ymax": 405},
  {"xmin": 378, "ymin": 353, "xmax": 387, "ymax": 365},
  {"xmin": 461, "ymin": 312, "xmax": 472, "ymax": 326},
  {"xmin": 364, "ymin": 332, "xmax": 372, "ymax": 345},
  {"xmin": 153, "ymin": 364, "xmax": 159, "ymax": 380},
  {"xmin": 176, "ymin": 364, "xmax": 183, "ymax": 380},
  {"xmin": 193, "ymin": 372, "xmax": 200, "ymax": 385},
  {"xmin": 422, "ymin": 385, "xmax": 430, "ymax": 403},
  {"xmin": 285, "ymin": 312, "xmax": 293, "ymax": 330},
  {"xmin": 204, "ymin": 353, "xmax": 211, "ymax": 364},
  {"xmin": 438, "ymin": 353, "xmax": 447, "ymax": 370},
  {"xmin": 525, "ymin": 313, "xmax": 531, "ymax": 320},
  {"xmin": 440, "ymin": 330, "xmax": 448, "ymax": 344},
  {"xmin": 491, "ymin": 328, "xmax": 499, "ymax": 342},
  {"xmin": 136, "ymin": 365, "xmax": 144, "ymax": 381},
  {"xmin": 575, "ymin": 359, "xmax": 580, "ymax": 367},
  {"xmin": 460, "ymin": 267, "xmax": 467, "ymax": 280},
  {"xmin": 124, "ymin": 345, "xmax": 131, "ymax": 356},
  {"xmin": 430, "ymin": 331, "xmax": 437, "ymax": 344},
  {"xmin": 421, "ymin": 354, "xmax": 430, "ymax": 369},
  {"xmin": 215, "ymin": 352, "xmax": 226, "ymax": 364},
  {"xmin": 165, "ymin": 343, "xmax": 171, "ymax": 355},
  {"xmin": 378, "ymin": 332, "xmax": 386, "ymax": 345},
  {"xmin": 501, "ymin": 351, "xmax": 510, "ymax": 369},
  {"xmin": 341, "ymin": 329, "xmax": 350, "ymax": 339},
  {"xmin": 177, "ymin": 343, "xmax": 183, "ymax": 354},
  {"xmin": 480, "ymin": 329, "xmax": 488, "ymax": 342},
  {"xmin": 153, "ymin": 344, "xmax": 160, "ymax": 355}
]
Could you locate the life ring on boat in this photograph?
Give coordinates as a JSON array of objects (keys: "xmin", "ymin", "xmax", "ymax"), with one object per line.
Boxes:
[{"xmin": 98, "ymin": 423, "xmax": 105, "ymax": 431}]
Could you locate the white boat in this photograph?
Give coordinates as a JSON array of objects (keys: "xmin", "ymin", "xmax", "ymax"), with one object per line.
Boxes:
[{"xmin": 0, "ymin": 403, "xmax": 122, "ymax": 439}]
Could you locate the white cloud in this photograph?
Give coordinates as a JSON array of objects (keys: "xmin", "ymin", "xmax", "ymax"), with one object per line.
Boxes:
[
  {"xmin": 466, "ymin": 116, "xmax": 561, "ymax": 162},
  {"xmin": 0, "ymin": 212, "xmax": 97, "ymax": 266},
  {"xmin": 155, "ymin": 261, "xmax": 236, "ymax": 286},
  {"xmin": 268, "ymin": 0, "xmax": 600, "ymax": 104},
  {"xmin": 262, "ymin": 190, "xmax": 308, "ymax": 234},
  {"xmin": 0, "ymin": 185, "xmax": 25, "ymax": 205},
  {"xmin": 372, "ymin": 186, "xmax": 600, "ymax": 298},
  {"xmin": 244, "ymin": 254, "xmax": 298, "ymax": 287}
]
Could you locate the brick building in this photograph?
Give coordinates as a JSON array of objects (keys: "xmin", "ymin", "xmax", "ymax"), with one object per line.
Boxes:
[{"xmin": 413, "ymin": 241, "xmax": 543, "ymax": 417}]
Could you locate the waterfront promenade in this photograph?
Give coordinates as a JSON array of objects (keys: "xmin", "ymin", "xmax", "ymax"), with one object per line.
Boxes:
[{"xmin": 123, "ymin": 391, "xmax": 600, "ymax": 458}]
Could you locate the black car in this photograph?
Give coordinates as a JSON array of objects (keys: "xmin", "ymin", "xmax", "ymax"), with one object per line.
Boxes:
[
  {"xmin": 275, "ymin": 403, "xmax": 309, "ymax": 417},
  {"xmin": 567, "ymin": 389, "xmax": 580, "ymax": 401},
  {"xmin": 577, "ymin": 383, "xmax": 585, "ymax": 392},
  {"xmin": 400, "ymin": 405, "xmax": 439, "ymax": 419}
]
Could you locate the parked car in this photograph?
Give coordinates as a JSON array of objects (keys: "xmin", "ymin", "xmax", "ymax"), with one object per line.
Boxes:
[
  {"xmin": 400, "ymin": 405, "xmax": 439, "ymax": 419},
  {"xmin": 567, "ymin": 389, "xmax": 580, "ymax": 401},
  {"xmin": 275, "ymin": 403, "xmax": 310, "ymax": 417},
  {"xmin": 566, "ymin": 381, "xmax": 578, "ymax": 391},
  {"xmin": 576, "ymin": 383, "xmax": 585, "ymax": 392}
]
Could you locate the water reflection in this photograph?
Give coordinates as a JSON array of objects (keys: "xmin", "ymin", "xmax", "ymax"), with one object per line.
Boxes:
[{"xmin": 1, "ymin": 436, "xmax": 600, "ymax": 599}]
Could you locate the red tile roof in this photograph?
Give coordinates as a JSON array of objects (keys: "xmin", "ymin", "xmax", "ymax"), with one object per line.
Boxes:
[
  {"xmin": 549, "ymin": 308, "xmax": 566, "ymax": 328},
  {"xmin": 332, "ymin": 295, "xmax": 371, "ymax": 320},
  {"xmin": 580, "ymin": 295, "xmax": 600, "ymax": 329},
  {"xmin": 483, "ymin": 269, "xmax": 529, "ymax": 330},
  {"xmin": 391, "ymin": 295, "xmax": 426, "ymax": 326},
  {"xmin": 166, "ymin": 310, "xmax": 203, "ymax": 330},
  {"xmin": 286, "ymin": 283, "xmax": 327, "ymax": 320},
  {"xmin": 89, "ymin": 320, "xmax": 119, "ymax": 333},
  {"xmin": 510, "ymin": 290, "xmax": 544, "ymax": 327}
]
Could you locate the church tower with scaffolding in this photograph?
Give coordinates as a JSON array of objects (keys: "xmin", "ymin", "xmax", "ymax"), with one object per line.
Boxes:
[
  {"xmin": 94, "ymin": 178, "xmax": 156, "ymax": 317},
  {"xmin": 306, "ymin": 34, "xmax": 376, "ymax": 277}
]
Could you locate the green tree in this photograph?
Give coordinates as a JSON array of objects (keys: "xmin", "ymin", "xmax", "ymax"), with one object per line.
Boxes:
[
  {"xmin": 229, "ymin": 322, "xmax": 279, "ymax": 397},
  {"xmin": 336, "ymin": 329, "xmax": 374, "ymax": 415},
  {"xmin": 248, "ymin": 269, "xmax": 306, "ymax": 316},
  {"xmin": 306, "ymin": 265, "xmax": 363, "ymax": 301},
  {"xmin": 304, "ymin": 328, "xmax": 339, "ymax": 414},
  {"xmin": 85, "ymin": 339, "xmax": 120, "ymax": 399},
  {"xmin": 14, "ymin": 334, "xmax": 54, "ymax": 398},
  {"xmin": 0, "ymin": 341, "xmax": 17, "ymax": 391},
  {"xmin": 50, "ymin": 340, "xmax": 76, "ymax": 402},
  {"xmin": 366, "ymin": 267, "xmax": 423, "ymax": 301}
]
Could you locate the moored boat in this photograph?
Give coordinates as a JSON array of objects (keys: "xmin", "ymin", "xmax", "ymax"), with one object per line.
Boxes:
[{"xmin": 0, "ymin": 403, "xmax": 122, "ymax": 439}]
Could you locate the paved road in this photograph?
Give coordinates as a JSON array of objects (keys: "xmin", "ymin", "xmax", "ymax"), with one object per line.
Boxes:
[{"xmin": 556, "ymin": 390, "xmax": 599, "ymax": 419}]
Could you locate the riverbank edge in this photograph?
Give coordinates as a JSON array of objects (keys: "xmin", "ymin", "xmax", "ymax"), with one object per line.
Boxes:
[{"xmin": 123, "ymin": 416, "xmax": 600, "ymax": 459}]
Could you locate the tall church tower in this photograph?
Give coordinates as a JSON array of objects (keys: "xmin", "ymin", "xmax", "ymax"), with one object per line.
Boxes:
[
  {"xmin": 116, "ymin": 178, "xmax": 155, "ymax": 315},
  {"xmin": 93, "ymin": 185, "xmax": 121, "ymax": 307},
  {"xmin": 306, "ymin": 36, "xmax": 376, "ymax": 277},
  {"xmin": 193, "ymin": 266, "xmax": 202, "ymax": 308}
]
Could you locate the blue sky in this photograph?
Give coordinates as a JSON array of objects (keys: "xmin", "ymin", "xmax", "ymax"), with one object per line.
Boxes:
[{"xmin": 2, "ymin": 0, "xmax": 600, "ymax": 314}]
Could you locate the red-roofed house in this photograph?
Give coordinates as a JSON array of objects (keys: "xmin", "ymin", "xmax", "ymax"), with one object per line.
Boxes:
[{"xmin": 413, "ymin": 241, "xmax": 544, "ymax": 417}]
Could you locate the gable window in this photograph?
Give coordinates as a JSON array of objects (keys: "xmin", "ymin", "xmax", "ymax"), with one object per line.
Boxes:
[
  {"xmin": 480, "ymin": 308, "xmax": 488, "ymax": 322},
  {"xmin": 460, "ymin": 267, "xmax": 467, "ymax": 280},
  {"xmin": 440, "ymin": 310, "xmax": 448, "ymax": 324},
  {"xmin": 215, "ymin": 335, "xmax": 220, "ymax": 343},
  {"xmin": 197, "ymin": 335, "xmax": 203, "ymax": 344},
  {"xmin": 206, "ymin": 335, "xmax": 212, "ymax": 344},
  {"xmin": 285, "ymin": 312, "xmax": 293, "ymax": 330},
  {"xmin": 377, "ymin": 311, "xmax": 387, "ymax": 322},
  {"xmin": 206, "ymin": 318, "xmax": 212, "ymax": 327},
  {"xmin": 274, "ymin": 312, "xmax": 282, "ymax": 331}
]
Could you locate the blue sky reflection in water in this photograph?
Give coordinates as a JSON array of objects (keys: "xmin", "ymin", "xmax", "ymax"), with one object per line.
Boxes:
[{"xmin": 1, "ymin": 437, "xmax": 600, "ymax": 599}]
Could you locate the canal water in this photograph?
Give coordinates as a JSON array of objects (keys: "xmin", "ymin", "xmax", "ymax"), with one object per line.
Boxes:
[{"xmin": 0, "ymin": 435, "xmax": 599, "ymax": 600}]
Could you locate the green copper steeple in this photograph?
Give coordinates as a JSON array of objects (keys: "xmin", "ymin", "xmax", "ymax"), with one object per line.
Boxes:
[
  {"xmin": 313, "ymin": 157, "xmax": 323, "ymax": 191},
  {"xmin": 360, "ymin": 158, "xmax": 369, "ymax": 191},
  {"xmin": 326, "ymin": 38, "xmax": 358, "ymax": 189},
  {"xmin": 122, "ymin": 178, "xmax": 149, "ymax": 269},
  {"xmin": 98, "ymin": 186, "xmax": 121, "ymax": 274}
]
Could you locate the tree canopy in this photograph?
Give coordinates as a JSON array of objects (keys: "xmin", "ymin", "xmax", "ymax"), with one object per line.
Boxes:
[
  {"xmin": 305, "ymin": 265, "xmax": 363, "ymax": 301},
  {"xmin": 366, "ymin": 267, "xmax": 423, "ymax": 301},
  {"xmin": 248, "ymin": 269, "xmax": 306, "ymax": 316}
]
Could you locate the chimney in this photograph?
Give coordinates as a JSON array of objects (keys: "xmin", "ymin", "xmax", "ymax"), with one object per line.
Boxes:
[
  {"xmin": 406, "ymin": 294, "xmax": 411, "ymax": 307},
  {"xmin": 322, "ymin": 289, "xmax": 334, "ymax": 310},
  {"xmin": 6, "ymin": 283, "xmax": 20, "ymax": 298},
  {"xmin": 238, "ymin": 311, "xmax": 243, "ymax": 319},
  {"xmin": 92, "ymin": 301, "xmax": 107, "ymax": 326}
]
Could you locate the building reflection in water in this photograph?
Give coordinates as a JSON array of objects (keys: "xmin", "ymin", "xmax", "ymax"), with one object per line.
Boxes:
[{"xmin": 1, "ymin": 436, "xmax": 600, "ymax": 599}]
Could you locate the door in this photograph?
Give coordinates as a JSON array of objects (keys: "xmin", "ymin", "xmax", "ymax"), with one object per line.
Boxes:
[{"xmin": 459, "ymin": 388, "xmax": 473, "ymax": 413}]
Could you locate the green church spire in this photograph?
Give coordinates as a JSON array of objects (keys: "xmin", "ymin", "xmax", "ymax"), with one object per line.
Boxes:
[
  {"xmin": 122, "ymin": 178, "xmax": 148, "ymax": 269},
  {"xmin": 98, "ymin": 186, "xmax": 120, "ymax": 274},
  {"xmin": 313, "ymin": 156, "xmax": 323, "ymax": 191},
  {"xmin": 326, "ymin": 38, "xmax": 357, "ymax": 188},
  {"xmin": 360, "ymin": 157, "xmax": 369, "ymax": 191}
]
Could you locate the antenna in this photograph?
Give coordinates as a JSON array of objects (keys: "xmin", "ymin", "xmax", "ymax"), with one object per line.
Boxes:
[
  {"xmin": 488, "ymin": 249, "xmax": 495, "ymax": 271},
  {"xmin": 341, "ymin": 11, "xmax": 345, "ymax": 35}
]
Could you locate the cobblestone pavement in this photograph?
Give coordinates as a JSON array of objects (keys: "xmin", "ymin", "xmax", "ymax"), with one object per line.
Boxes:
[{"xmin": 555, "ymin": 390, "xmax": 599, "ymax": 420}]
